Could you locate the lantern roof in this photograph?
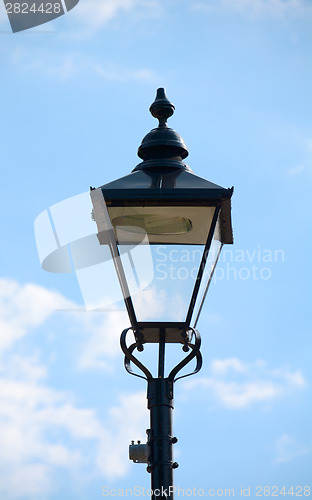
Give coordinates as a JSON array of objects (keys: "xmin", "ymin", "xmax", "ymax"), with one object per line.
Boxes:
[{"xmin": 97, "ymin": 88, "xmax": 234, "ymax": 244}]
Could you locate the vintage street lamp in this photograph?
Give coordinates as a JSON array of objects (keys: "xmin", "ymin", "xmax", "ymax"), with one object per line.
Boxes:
[{"xmin": 90, "ymin": 89, "xmax": 233, "ymax": 499}]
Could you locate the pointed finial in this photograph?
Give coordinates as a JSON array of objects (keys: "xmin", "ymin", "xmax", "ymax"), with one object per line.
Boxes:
[
  {"xmin": 149, "ymin": 88, "xmax": 175, "ymax": 127},
  {"xmin": 134, "ymin": 88, "xmax": 189, "ymax": 170}
]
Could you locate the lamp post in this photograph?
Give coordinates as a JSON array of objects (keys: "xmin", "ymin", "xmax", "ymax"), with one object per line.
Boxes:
[{"xmin": 91, "ymin": 89, "xmax": 233, "ymax": 499}]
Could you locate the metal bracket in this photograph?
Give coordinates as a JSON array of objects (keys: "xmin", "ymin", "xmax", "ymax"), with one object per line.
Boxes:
[{"xmin": 120, "ymin": 326, "xmax": 202, "ymax": 383}]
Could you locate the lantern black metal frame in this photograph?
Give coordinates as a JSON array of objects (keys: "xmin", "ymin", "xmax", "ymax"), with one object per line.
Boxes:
[{"xmin": 91, "ymin": 88, "xmax": 233, "ymax": 500}]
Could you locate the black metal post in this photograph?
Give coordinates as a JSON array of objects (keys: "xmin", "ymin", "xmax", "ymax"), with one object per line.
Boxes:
[
  {"xmin": 147, "ymin": 330, "xmax": 177, "ymax": 500},
  {"xmin": 147, "ymin": 377, "xmax": 175, "ymax": 500}
]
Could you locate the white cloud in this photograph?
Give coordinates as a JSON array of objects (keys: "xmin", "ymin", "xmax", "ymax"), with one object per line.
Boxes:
[
  {"xmin": 75, "ymin": 309, "xmax": 129, "ymax": 370},
  {"xmin": 273, "ymin": 434, "xmax": 309, "ymax": 464},
  {"xmin": 1, "ymin": 353, "xmax": 47, "ymax": 381},
  {"xmin": 183, "ymin": 357, "xmax": 307, "ymax": 409},
  {"xmin": 0, "ymin": 277, "xmax": 149, "ymax": 497},
  {"xmin": 211, "ymin": 357, "xmax": 255, "ymax": 375},
  {"xmin": 71, "ymin": 0, "xmax": 162, "ymax": 32},
  {"xmin": 287, "ymin": 164, "xmax": 306, "ymax": 176},
  {"xmin": 192, "ymin": 0, "xmax": 312, "ymax": 18},
  {"xmin": 0, "ymin": 376, "xmax": 82, "ymax": 498},
  {"xmin": 10, "ymin": 47, "xmax": 159, "ymax": 82},
  {"xmin": 0, "ymin": 278, "xmax": 72, "ymax": 355},
  {"xmin": 0, "ymin": 373, "xmax": 147, "ymax": 498},
  {"xmin": 96, "ymin": 391, "xmax": 148, "ymax": 476},
  {"xmin": 0, "ymin": 278, "xmax": 126, "ymax": 371}
]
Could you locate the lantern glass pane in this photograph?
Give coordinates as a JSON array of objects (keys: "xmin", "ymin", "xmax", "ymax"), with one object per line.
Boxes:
[
  {"xmin": 113, "ymin": 205, "xmax": 215, "ymax": 323},
  {"xmin": 191, "ymin": 212, "xmax": 223, "ymax": 327},
  {"xmin": 117, "ymin": 240, "xmax": 205, "ymax": 322}
]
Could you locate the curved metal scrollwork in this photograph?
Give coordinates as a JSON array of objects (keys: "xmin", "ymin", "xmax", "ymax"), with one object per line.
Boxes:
[
  {"xmin": 120, "ymin": 327, "xmax": 202, "ymax": 383},
  {"xmin": 120, "ymin": 328, "xmax": 152, "ymax": 380},
  {"xmin": 169, "ymin": 328, "xmax": 202, "ymax": 382}
]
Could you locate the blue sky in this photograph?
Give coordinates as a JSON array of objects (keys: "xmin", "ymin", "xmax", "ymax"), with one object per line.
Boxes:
[{"xmin": 0, "ymin": 0, "xmax": 311, "ymax": 498}]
